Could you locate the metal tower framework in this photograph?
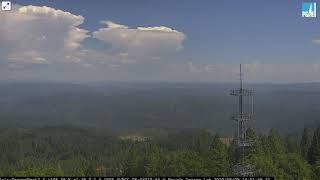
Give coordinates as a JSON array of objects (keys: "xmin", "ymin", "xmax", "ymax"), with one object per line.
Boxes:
[{"xmin": 230, "ymin": 64, "xmax": 255, "ymax": 176}]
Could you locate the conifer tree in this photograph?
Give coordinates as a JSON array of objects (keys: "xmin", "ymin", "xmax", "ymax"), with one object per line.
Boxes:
[
  {"xmin": 308, "ymin": 127, "xmax": 320, "ymax": 165},
  {"xmin": 300, "ymin": 127, "xmax": 312, "ymax": 159}
]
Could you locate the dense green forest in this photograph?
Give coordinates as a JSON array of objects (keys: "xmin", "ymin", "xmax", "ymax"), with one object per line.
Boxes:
[
  {"xmin": 0, "ymin": 124, "xmax": 319, "ymax": 179},
  {"xmin": 2, "ymin": 83, "xmax": 320, "ymax": 178}
]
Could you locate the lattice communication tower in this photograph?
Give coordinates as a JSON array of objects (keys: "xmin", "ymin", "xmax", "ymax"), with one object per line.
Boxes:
[{"xmin": 230, "ymin": 64, "xmax": 255, "ymax": 176}]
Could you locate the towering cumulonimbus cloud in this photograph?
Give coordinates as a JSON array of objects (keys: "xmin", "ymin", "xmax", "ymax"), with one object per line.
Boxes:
[{"xmin": 0, "ymin": 5, "xmax": 89, "ymax": 65}]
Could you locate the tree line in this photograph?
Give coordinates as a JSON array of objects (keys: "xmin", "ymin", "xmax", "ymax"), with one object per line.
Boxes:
[{"xmin": 0, "ymin": 125, "xmax": 320, "ymax": 179}]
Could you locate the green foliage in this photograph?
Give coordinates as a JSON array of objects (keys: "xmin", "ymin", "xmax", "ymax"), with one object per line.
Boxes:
[
  {"xmin": 308, "ymin": 127, "xmax": 320, "ymax": 165},
  {"xmin": 205, "ymin": 135, "xmax": 231, "ymax": 176},
  {"xmin": 301, "ymin": 128, "xmax": 312, "ymax": 159},
  {"xmin": 248, "ymin": 129, "xmax": 313, "ymax": 180},
  {"xmin": 12, "ymin": 166, "xmax": 64, "ymax": 176},
  {"xmin": 164, "ymin": 150, "xmax": 206, "ymax": 176},
  {"xmin": 281, "ymin": 153, "xmax": 313, "ymax": 180},
  {"xmin": 267, "ymin": 129, "xmax": 286, "ymax": 154},
  {"xmin": 0, "ymin": 125, "xmax": 317, "ymax": 177},
  {"xmin": 286, "ymin": 133, "xmax": 300, "ymax": 154},
  {"xmin": 313, "ymin": 160, "xmax": 320, "ymax": 178},
  {"xmin": 84, "ymin": 164, "xmax": 96, "ymax": 176}
]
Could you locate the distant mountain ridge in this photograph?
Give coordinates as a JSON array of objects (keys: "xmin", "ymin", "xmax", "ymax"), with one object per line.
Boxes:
[{"xmin": 0, "ymin": 82, "xmax": 320, "ymax": 134}]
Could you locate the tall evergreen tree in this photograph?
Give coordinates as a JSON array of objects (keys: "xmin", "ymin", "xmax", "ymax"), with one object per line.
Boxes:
[
  {"xmin": 267, "ymin": 128, "xmax": 285, "ymax": 154},
  {"xmin": 206, "ymin": 134, "xmax": 231, "ymax": 176},
  {"xmin": 286, "ymin": 133, "xmax": 299, "ymax": 153},
  {"xmin": 300, "ymin": 128, "xmax": 312, "ymax": 159},
  {"xmin": 308, "ymin": 126, "xmax": 320, "ymax": 165}
]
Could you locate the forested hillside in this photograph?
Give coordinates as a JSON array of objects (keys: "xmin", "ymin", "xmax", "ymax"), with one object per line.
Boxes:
[
  {"xmin": 1, "ymin": 82, "xmax": 320, "ymax": 178},
  {"xmin": 0, "ymin": 124, "xmax": 319, "ymax": 179}
]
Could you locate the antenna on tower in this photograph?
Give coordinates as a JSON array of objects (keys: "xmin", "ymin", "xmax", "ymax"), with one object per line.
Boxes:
[
  {"xmin": 230, "ymin": 64, "xmax": 255, "ymax": 176},
  {"xmin": 240, "ymin": 64, "xmax": 242, "ymax": 90}
]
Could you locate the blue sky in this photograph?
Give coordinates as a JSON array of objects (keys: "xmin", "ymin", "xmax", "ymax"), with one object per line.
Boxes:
[{"xmin": 1, "ymin": 0, "xmax": 320, "ymax": 83}]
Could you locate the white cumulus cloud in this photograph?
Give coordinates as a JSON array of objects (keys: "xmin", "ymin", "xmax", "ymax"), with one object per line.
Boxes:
[
  {"xmin": 92, "ymin": 21, "xmax": 186, "ymax": 61},
  {"xmin": 0, "ymin": 5, "xmax": 188, "ymax": 81},
  {"xmin": 0, "ymin": 5, "xmax": 89, "ymax": 65}
]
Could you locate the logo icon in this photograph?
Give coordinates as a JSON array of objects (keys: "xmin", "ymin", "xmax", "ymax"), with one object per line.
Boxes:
[
  {"xmin": 302, "ymin": 2, "xmax": 316, "ymax": 17},
  {"xmin": 1, "ymin": 1, "xmax": 11, "ymax": 11}
]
